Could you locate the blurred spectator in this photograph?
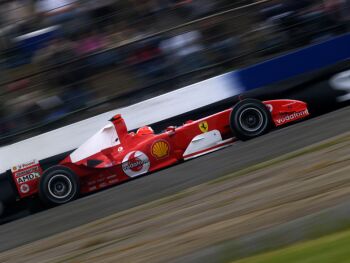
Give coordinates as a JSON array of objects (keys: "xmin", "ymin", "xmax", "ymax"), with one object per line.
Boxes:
[
  {"xmin": 322, "ymin": 0, "xmax": 350, "ymax": 31},
  {"xmin": 1, "ymin": 0, "xmax": 350, "ymax": 140},
  {"xmin": 127, "ymin": 35, "xmax": 169, "ymax": 82},
  {"xmin": 60, "ymin": 82, "xmax": 92, "ymax": 111},
  {"xmin": 345, "ymin": 0, "xmax": 350, "ymax": 30},
  {"xmin": 74, "ymin": 29, "xmax": 107, "ymax": 56},
  {"xmin": 3, "ymin": 78, "xmax": 34, "ymax": 132},
  {"xmin": 0, "ymin": 0, "xmax": 35, "ymax": 69},
  {"xmin": 105, "ymin": 24, "xmax": 133, "ymax": 47},
  {"xmin": 168, "ymin": 0, "xmax": 218, "ymax": 20},
  {"xmin": 170, "ymin": 0, "xmax": 194, "ymax": 19},
  {"xmin": 160, "ymin": 29, "xmax": 207, "ymax": 74},
  {"xmin": 188, "ymin": 0, "xmax": 218, "ymax": 19},
  {"xmin": 6, "ymin": 78, "xmax": 31, "ymax": 93},
  {"xmin": 258, "ymin": 0, "xmax": 349, "ymax": 48},
  {"xmin": 81, "ymin": 0, "xmax": 118, "ymax": 29},
  {"xmin": 201, "ymin": 19, "xmax": 240, "ymax": 63},
  {"xmin": 33, "ymin": 37, "xmax": 77, "ymax": 86},
  {"xmin": 0, "ymin": 105, "xmax": 8, "ymax": 136},
  {"xmin": 34, "ymin": 37, "xmax": 75, "ymax": 66},
  {"xmin": 283, "ymin": 0, "xmax": 313, "ymax": 13},
  {"xmin": 3, "ymin": 90, "xmax": 46, "ymax": 134},
  {"xmin": 0, "ymin": 0, "xmax": 33, "ymax": 34},
  {"xmin": 129, "ymin": 0, "xmax": 159, "ymax": 25},
  {"xmin": 36, "ymin": 0, "xmax": 81, "ymax": 36},
  {"xmin": 75, "ymin": 29, "xmax": 121, "ymax": 71},
  {"xmin": 36, "ymin": 0, "xmax": 77, "ymax": 21}
]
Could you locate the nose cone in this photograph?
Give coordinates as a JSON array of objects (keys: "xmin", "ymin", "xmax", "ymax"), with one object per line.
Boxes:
[{"xmin": 291, "ymin": 100, "xmax": 308, "ymax": 112}]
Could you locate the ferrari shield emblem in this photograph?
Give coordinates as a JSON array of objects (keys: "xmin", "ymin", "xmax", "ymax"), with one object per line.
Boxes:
[{"xmin": 199, "ymin": 121, "xmax": 209, "ymax": 133}]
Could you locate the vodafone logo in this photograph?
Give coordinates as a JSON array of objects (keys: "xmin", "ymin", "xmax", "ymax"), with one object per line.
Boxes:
[
  {"xmin": 122, "ymin": 151, "xmax": 150, "ymax": 177},
  {"xmin": 276, "ymin": 109, "xmax": 309, "ymax": 124}
]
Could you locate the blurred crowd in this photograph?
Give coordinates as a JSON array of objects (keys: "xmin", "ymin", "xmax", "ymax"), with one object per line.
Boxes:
[
  {"xmin": 257, "ymin": 0, "xmax": 350, "ymax": 53},
  {"xmin": 0, "ymin": 0, "xmax": 349, "ymax": 140}
]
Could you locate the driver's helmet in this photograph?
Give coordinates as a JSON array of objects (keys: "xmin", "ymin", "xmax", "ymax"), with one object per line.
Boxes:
[{"xmin": 136, "ymin": 126, "xmax": 154, "ymax": 135}]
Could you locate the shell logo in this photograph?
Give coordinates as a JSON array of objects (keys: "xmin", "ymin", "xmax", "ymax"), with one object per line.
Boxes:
[{"xmin": 151, "ymin": 140, "xmax": 170, "ymax": 159}]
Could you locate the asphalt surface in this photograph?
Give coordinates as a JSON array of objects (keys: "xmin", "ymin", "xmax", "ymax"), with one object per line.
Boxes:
[{"xmin": 0, "ymin": 106, "xmax": 350, "ymax": 252}]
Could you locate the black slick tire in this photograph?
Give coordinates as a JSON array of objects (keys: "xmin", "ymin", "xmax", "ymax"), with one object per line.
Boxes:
[
  {"xmin": 230, "ymin": 99, "xmax": 271, "ymax": 140},
  {"xmin": 39, "ymin": 165, "xmax": 80, "ymax": 206}
]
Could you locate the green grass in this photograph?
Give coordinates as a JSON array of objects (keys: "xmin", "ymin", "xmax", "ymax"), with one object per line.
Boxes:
[{"xmin": 233, "ymin": 228, "xmax": 350, "ymax": 263}]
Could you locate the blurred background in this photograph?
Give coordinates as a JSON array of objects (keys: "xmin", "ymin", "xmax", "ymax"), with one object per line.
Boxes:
[{"xmin": 0, "ymin": 0, "xmax": 349, "ymax": 143}]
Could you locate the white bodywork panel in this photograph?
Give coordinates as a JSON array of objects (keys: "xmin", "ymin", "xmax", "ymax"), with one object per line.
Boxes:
[
  {"xmin": 70, "ymin": 123, "xmax": 120, "ymax": 163},
  {"xmin": 183, "ymin": 130, "xmax": 223, "ymax": 157}
]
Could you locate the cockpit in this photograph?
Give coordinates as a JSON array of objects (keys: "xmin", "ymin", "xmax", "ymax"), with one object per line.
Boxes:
[
  {"xmin": 69, "ymin": 114, "xmax": 157, "ymax": 164},
  {"xmin": 70, "ymin": 123, "xmax": 120, "ymax": 163},
  {"xmin": 136, "ymin": 126, "xmax": 154, "ymax": 136}
]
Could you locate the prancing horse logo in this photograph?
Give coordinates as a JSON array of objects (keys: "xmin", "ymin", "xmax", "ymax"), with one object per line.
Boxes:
[{"xmin": 199, "ymin": 121, "xmax": 209, "ymax": 133}]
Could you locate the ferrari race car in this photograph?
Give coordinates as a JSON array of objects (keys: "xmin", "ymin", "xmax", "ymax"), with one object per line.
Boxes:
[{"xmin": 6, "ymin": 99, "xmax": 309, "ymax": 208}]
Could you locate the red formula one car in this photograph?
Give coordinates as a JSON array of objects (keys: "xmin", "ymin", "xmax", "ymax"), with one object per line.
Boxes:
[{"xmin": 13, "ymin": 99, "xmax": 309, "ymax": 206}]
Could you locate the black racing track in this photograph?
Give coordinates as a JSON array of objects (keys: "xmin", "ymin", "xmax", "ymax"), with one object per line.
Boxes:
[{"xmin": 0, "ymin": 106, "xmax": 349, "ymax": 252}]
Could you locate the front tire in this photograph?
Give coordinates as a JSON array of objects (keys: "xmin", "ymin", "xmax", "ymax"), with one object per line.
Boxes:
[
  {"xmin": 230, "ymin": 99, "xmax": 271, "ymax": 140},
  {"xmin": 39, "ymin": 165, "xmax": 80, "ymax": 206}
]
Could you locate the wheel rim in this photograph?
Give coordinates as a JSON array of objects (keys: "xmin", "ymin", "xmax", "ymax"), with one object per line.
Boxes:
[
  {"xmin": 238, "ymin": 107, "xmax": 264, "ymax": 132},
  {"xmin": 48, "ymin": 174, "xmax": 73, "ymax": 199}
]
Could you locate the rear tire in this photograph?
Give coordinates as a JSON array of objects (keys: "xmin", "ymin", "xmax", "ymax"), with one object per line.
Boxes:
[
  {"xmin": 230, "ymin": 99, "xmax": 271, "ymax": 140},
  {"xmin": 39, "ymin": 165, "xmax": 80, "ymax": 206}
]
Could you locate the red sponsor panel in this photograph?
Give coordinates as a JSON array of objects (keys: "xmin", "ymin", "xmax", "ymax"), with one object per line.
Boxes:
[
  {"xmin": 11, "ymin": 160, "xmax": 43, "ymax": 198},
  {"xmin": 264, "ymin": 100, "xmax": 309, "ymax": 126}
]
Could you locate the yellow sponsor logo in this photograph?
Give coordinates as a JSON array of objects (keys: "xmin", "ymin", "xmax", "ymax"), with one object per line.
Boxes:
[
  {"xmin": 199, "ymin": 121, "xmax": 209, "ymax": 133},
  {"xmin": 151, "ymin": 140, "xmax": 170, "ymax": 159}
]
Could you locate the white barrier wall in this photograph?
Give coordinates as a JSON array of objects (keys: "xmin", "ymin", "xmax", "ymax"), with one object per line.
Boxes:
[{"xmin": 0, "ymin": 72, "xmax": 242, "ymax": 173}]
